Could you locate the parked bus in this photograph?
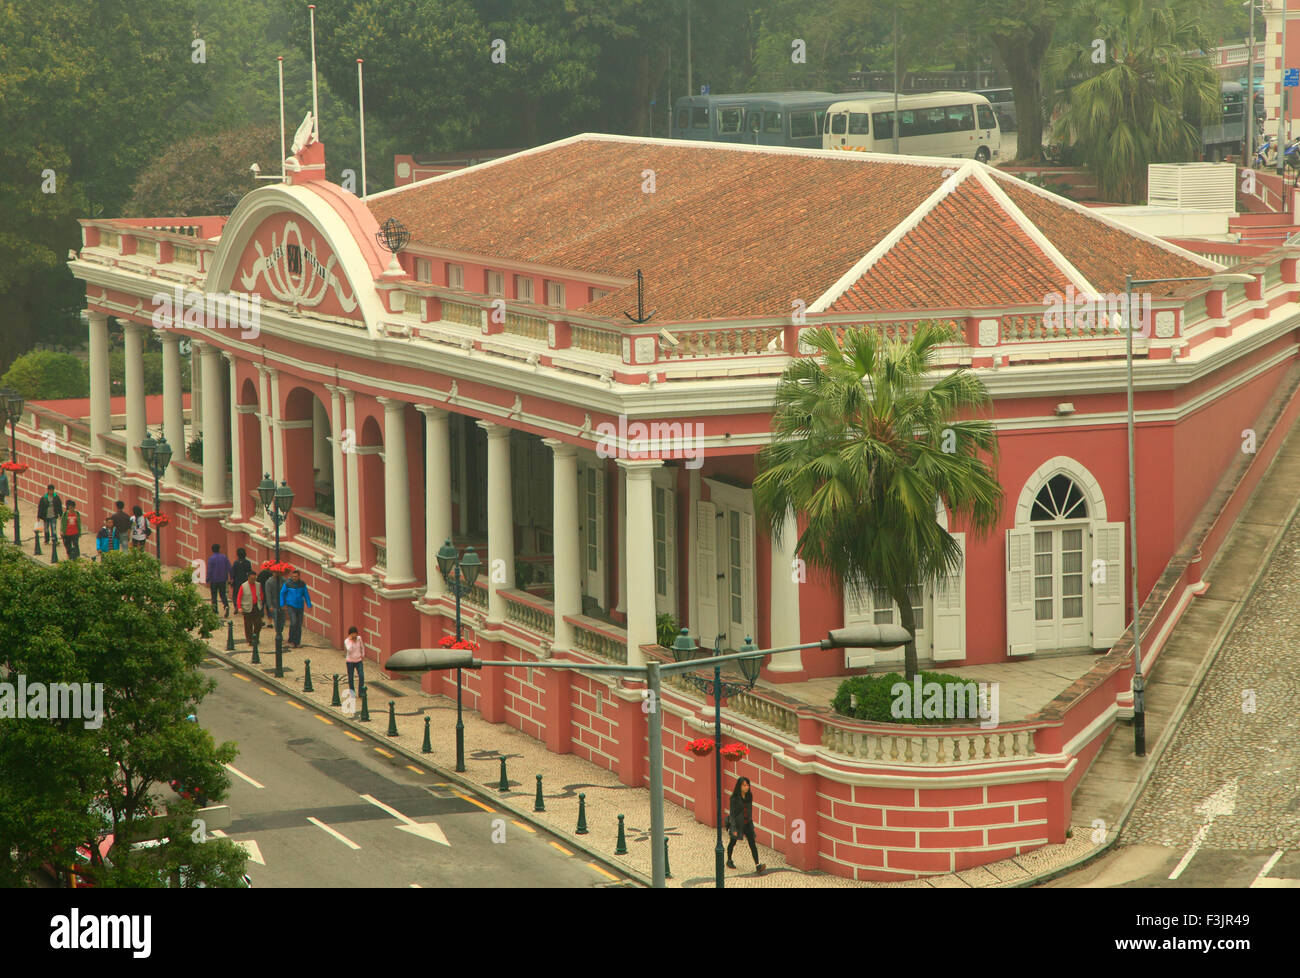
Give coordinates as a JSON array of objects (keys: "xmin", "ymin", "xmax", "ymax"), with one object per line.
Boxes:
[
  {"xmin": 822, "ymin": 91, "xmax": 1001, "ymax": 161},
  {"xmin": 971, "ymin": 87, "xmax": 1015, "ymax": 131},
  {"xmin": 1202, "ymin": 80, "xmax": 1263, "ymax": 162},
  {"xmin": 672, "ymin": 90, "xmax": 892, "ymax": 149}
]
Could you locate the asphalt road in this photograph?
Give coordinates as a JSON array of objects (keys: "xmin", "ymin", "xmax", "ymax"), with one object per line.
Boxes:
[{"xmin": 197, "ymin": 656, "xmax": 630, "ymax": 888}]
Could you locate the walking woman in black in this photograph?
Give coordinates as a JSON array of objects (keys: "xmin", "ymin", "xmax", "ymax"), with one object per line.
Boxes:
[{"xmin": 726, "ymin": 776, "xmax": 765, "ymax": 874}]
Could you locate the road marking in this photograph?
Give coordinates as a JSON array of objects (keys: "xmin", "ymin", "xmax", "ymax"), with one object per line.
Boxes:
[
  {"xmin": 361, "ymin": 794, "xmax": 451, "ymax": 846},
  {"xmin": 373, "ymin": 747, "xmax": 395, "ymax": 758},
  {"xmin": 405, "ymin": 765, "xmax": 423, "ymax": 774},
  {"xmin": 1169, "ymin": 780, "xmax": 1237, "ymax": 880},
  {"xmin": 409, "ymin": 883, "xmax": 422, "ymax": 888},
  {"xmin": 588, "ymin": 862, "xmax": 619, "ymax": 881},
  {"xmin": 307, "ymin": 817, "xmax": 361, "ymax": 850},
  {"xmin": 234, "ymin": 674, "xmax": 252, "ymax": 683},
  {"xmin": 212, "ymin": 830, "xmax": 265, "ymax": 866},
  {"xmin": 259, "ymin": 687, "xmax": 277, "ymax": 696},
  {"xmin": 361, "ymin": 794, "xmax": 414, "ymax": 824},
  {"xmin": 511, "ymin": 820, "xmax": 536, "ymax": 833},
  {"xmin": 224, "ymin": 764, "xmax": 265, "ymax": 789},
  {"xmin": 549, "ymin": 841, "xmax": 572, "ymax": 856},
  {"xmin": 287, "ymin": 701, "xmax": 305, "ymax": 711},
  {"xmin": 343, "ymin": 730, "xmax": 362, "ymax": 741},
  {"xmin": 1251, "ymin": 849, "xmax": 1300, "ymax": 887},
  {"xmin": 314, "ymin": 714, "xmax": 333, "ymax": 726},
  {"xmin": 453, "ymin": 790, "xmax": 494, "ymax": 813}
]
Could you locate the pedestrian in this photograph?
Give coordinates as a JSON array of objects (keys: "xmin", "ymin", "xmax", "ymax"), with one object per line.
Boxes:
[
  {"xmin": 230, "ymin": 547, "xmax": 252, "ymax": 594},
  {"xmin": 344, "ymin": 626, "xmax": 365, "ymax": 693},
  {"xmin": 256, "ymin": 565, "xmax": 276, "ymax": 627},
  {"xmin": 59, "ymin": 500, "xmax": 83, "ymax": 559},
  {"xmin": 109, "ymin": 500, "xmax": 132, "ymax": 551},
  {"xmin": 95, "ymin": 517, "xmax": 114, "ymax": 560},
  {"xmin": 206, "ymin": 543, "xmax": 231, "ymax": 616},
  {"xmin": 279, "ymin": 569, "xmax": 313, "ymax": 647},
  {"xmin": 129, "ymin": 505, "xmax": 149, "ymax": 550},
  {"xmin": 235, "ymin": 573, "xmax": 263, "ymax": 646},
  {"xmin": 37, "ymin": 484, "xmax": 63, "ymax": 544},
  {"xmin": 725, "ymin": 776, "xmax": 765, "ymax": 874}
]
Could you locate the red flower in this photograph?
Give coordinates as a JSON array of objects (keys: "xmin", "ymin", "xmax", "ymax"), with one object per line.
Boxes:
[
  {"xmin": 720, "ymin": 742, "xmax": 749, "ymax": 761},
  {"xmin": 437, "ymin": 635, "xmax": 455, "ymax": 648},
  {"xmin": 1, "ymin": 461, "xmax": 27, "ymax": 473},
  {"xmin": 687, "ymin": 737, "xmax": 715, "ymax": 757},
  {"xmin": 144, "ymin": 510, "xmax": 169, "ymax": 526}
]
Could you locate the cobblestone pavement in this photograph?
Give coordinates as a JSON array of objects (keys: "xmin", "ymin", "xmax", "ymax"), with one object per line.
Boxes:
[{"xmin": 1122, "ymin": 514, "xmax": 1300, "ymax": 852}]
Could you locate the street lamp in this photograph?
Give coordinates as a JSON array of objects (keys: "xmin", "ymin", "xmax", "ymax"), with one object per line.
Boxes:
[
  {"xmin": 1, "ymin": 387, "xmax": 24, "ymax": 545},
  {"xmin": 1122, "ymin": 271, "xmax": 1254, "ymax": 756},
  {"xmin": 435, "ymin": 538, "xmax": 482, "ymax": 773},
  {"xmin": 386, "ymin": 622, "xmax": 910, "ymax": 888},
  {"xmin": 257, "ymin": 473, "xmax": 294, "ymax": 678},
  {"xmin": 670, "ymin": 629, "xmax": 763, "ymax": 888},
  {"xmin": 140, "ymin": 433, "xmax": 172, "ymax": 562}
]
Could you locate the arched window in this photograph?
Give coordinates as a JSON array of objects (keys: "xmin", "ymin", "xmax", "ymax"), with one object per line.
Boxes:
[{"xmin": 1030, "ymin": 474, "xmax": 1088, "ymax": 522}]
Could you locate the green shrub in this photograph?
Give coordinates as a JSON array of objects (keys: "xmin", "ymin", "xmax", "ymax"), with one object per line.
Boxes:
[
  {"xmin": 0, "ymin": 351, "xmax": 89, "ymax": 400},
  {"xmin": 656, "ymin": 613, "xmax": 679, "ymax": 648},
  {"xmin": 832, "ymin": 670, "xmax": 983, "ymax": 725}
]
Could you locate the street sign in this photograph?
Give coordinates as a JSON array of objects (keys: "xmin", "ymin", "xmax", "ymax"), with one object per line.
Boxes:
[
  {"xmin": 700, "ymin": 84, "xmax": 709, "ymax": 94},
  {"xmin": 1285, "ymin": 67, "xmax": 1298, "ymax": 88}
]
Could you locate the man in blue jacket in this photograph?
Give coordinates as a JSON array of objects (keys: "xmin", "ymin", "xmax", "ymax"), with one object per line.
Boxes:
[{"xmin": 279, "ymin": 569, "xmax": 313, "ymax": 647}]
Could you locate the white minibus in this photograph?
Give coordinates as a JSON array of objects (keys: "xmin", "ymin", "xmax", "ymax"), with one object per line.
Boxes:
[{"xmin": 822, "ymin": 91, "xmax": 1001, "ymax": 161}]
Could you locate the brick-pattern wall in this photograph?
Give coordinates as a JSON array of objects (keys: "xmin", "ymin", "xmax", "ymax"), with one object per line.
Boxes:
[
  {"xmin": 501, "ymin": 647, "xmax": 546, "ymax": 742},
  {"xmin": 291, "ymin": 556, "xmax": 331, "ymax": 638},
  {"xmin": 362, "ymin": 589, "xmax": 383, "ymax": 654},
  {"xmin": 655, "ymin": 712, "xmax": 698, "ymax": 811},
  {"xmin": 814, "ymin": 780, "xmax": 1051, "ymax": 881},
  {"xmin": 569, "ymin": 674, "xmax": 619, "ymax": 773}
]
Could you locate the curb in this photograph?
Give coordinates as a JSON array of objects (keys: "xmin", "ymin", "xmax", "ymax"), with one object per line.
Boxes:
[
  {"xmin": 206, "ymin": 643, "xmax": 651, "ymax": 888},
  {"xmin": 1014, "ymin": 443, "xmax": 1300, "ymax": 888}
]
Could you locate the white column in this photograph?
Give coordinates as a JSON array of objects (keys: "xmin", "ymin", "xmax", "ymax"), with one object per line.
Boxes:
[
  {"xmin": 160, "ymin": 332, "xmax": 184, "ymax": 484},
  {"xmin": 616, "ymin": 465, "xmax": 627, "ymax": 615},
  {"xmin": 223, "ymin": 353, "xmax": 243, "ymax": 521},
  {"xmin": 545, "ymin": 439, "xmax": 580, "ymax": 652},
  {"xmin": 378, "ymin": 397, "xmax": 414, "ymax": 583},
  {"xmin": 269, "ymin": 368, "xmax": 285, "ymax": 480},
  {"xmin": 325, "ymin": 384, "xmax": 349, "ymax": 565},
  {"xmin": 190, "ymin": 341, "xmax": 203, "ymax": 435},
  {"xmin": 620, "ymin": 459, "xmax": 661, "ymax": 666},
  {"xmin": 255, "ymin": 366, "xmax": 274, "ymax": 533},
  {"xmin": 198, "ymin": 342, "xmax": 225, "ymax": 506},
  {"xmin": 344, "ymin": 390, "xmax": 363, "ymax": 569},
  {"xmin": 123, "ymin": 321, "xmax": 147, "ymax": 472},
  {"xmin": 481, "ymin": 421, "xmax": 514, "ymax": 621},
  {"xmin": 88, "ymin": 312, "xmax": 111, "ymax": 457},
  {"xmin": 417, "ymin": 405, "xmax": 451, "ymax": 599},
  {"xmin": 312, "ymin": 399, "xmax": 329, "ymax": 481},
  {"xmin": 767, "ymin": 505, "xmax": 804, "ymax": 672}
]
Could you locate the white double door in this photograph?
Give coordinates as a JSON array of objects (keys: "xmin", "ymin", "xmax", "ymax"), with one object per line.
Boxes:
[{"xmin": 696, "ymin": 484, "xmax": 754, "ymax": 652}]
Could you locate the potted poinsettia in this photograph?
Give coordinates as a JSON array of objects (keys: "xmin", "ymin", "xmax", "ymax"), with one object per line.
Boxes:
[
  {"xmin": 687, "ymin": 737, "xmax": 715, "ymax": 757},
  {"xmin": 720, "ymin": 742, "xmax": 750, "ymax": 762}
]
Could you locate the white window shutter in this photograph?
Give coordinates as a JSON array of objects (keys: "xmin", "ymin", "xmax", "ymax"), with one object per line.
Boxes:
[
  {"xmin": 932, "ymin": 531, "xmax": 966, "ymax": 663},
  {"xmin": 1091, "ymin": 521, "xmax": 1125, "ymax": 648},
  {"xmin": 663, "ymin": 485, "xmax": 677, "ymax": 615},
  {"xmin": 842, "ymin": 579, "xmax": 876, "ymax": 668},
  {"xmin": 594, "ymin": 464, "xmax": 606, "ymax": 607},
  {"xmin": 740, "ymin": 510, "xmax": 756, "ymax": 644},
  {"xmin": 1006, "ymin": 527, "xmax": 1035, "ymax": 655},
  {"xmin": 696, "ymin": 500, "xmax": 717, "ymax": 644}
]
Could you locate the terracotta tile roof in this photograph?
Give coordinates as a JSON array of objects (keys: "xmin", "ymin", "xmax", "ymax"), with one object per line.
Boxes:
[{"xmin": 368, "ymin": 136, "xmax": 1218, "ymax": 322}]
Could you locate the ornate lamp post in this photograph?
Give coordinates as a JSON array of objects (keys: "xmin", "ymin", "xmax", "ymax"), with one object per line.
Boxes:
[
  {"xmin": 435, "ymin": 538, "xmax": 482, "ymax": 773},
  {"xmin": 257, "ymin": 473, "xmax": 294, "ymax": 678},
  {"xmin": 139, "ymin": 433, "xmax": 173, "ymax": 562},
  {"xmin": 671, "ymin": 629, "xmax": 762, "ymax": 889},
  {"xmin": 1, "ymin": 387, "xmax": 24, "ymax": 546}
]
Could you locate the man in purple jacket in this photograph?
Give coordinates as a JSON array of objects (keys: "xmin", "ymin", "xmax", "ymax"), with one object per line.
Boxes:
[{"xmin": 207, "ymin": 543, "xmax": 232, "ymax": 617}]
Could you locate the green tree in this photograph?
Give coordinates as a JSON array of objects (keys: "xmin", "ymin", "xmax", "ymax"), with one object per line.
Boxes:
[
  {"xmin": 753, "ymin": 325, "xmax": 1003, "ymax": 681},
  {"xmin": 1048, "ymin": 0, "xmax": 1220, "ymax": 202},
  {"xmin": 0, "ymin": 350, "xmax": 89, "ymax": 400},
  {"xmin": 0, "ymin": 547, "xmax": 243, "ymax": 887},
  {"xmin": 124, "ymin": 126, "xmax": 282, "ymax": 218},
  {"xmin": 983, "ymin": 0, "xmax": 1070, "ymax": 161}
]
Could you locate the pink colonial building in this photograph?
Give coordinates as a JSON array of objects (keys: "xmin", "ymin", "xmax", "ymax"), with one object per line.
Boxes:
[{"xmin": 26, "ymin": 131, "xmax": 1299, "ymax": 880}]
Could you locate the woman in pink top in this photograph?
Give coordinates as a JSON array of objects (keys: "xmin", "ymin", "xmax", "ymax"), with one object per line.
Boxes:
[{"xmin": 344, "ymin": 626, "xmax": 365, "ymax": 694}]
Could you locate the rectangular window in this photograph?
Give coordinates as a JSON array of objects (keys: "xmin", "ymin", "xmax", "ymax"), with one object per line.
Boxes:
[
  {"xmin": 849, "ymin": 112, "xmax": 870, "ymax": 135},
  {"xmin": 287, "ymin": 244, "xmax": 302, "ymax": 274},
  {"xmin": 415, "ymin": 258, "xmax": 432, "ymax": 282},
  {"xmin": 729, "ymin": 510, "xmax": 742, "ymax": 624},
  {"xmin": 977, "ymin": 105, "xmax": 997, "ymax": 130},
  {"xmin": 1034, "ymin": 530, "xmax": 1053, "ymax": 622},
  {"xmin": 789, "ymin": 111, "xmax": 816, "ymax": 139},
  {"xmin": 675, "ymin": 109, "xmax": 690, "ymax": 130},
  {"xmin": 546, "ymin": 281, "xmax": 565, "ymax": 307},
  {"xmin": 764, "ymin": 111, "xmax": 783, "ymax": 133},
  {"xmin": 718, "ymin": 107, "xmax": 744, "ymax": 133},
  {"xmin": 447, "ymin": 263, "xmax": 464, "ymax": 289},
  {"xmin": 1061, "ymin": 528, "xmax": 1084, "ymax": 619},
  {"xmin": 514, "ymin": 275, "xmax": 534, "ymax": 302},
  {"xmin": 654, "ymin": 487, "xmax": 668, "ymax": 597},
  {"xmin": 873, "ymin": 112, "xmax": 893, "ymax": 141},
  {"xmin": 691, "ymin": 107, "xmax": 708, "ymax": 128},
  {"xmin": 585, "ymin": 469, "xmax": 598, "ymax": 573},
  {"xmin": 589, "ymin": 286, "xmax": 609, "ymax": 302},
  {"xmin": 946, "ymin": 103, "xmax": 974, "ymax": 131},
  {"xmin": 487, "ymin": 271, "xmax": 504, "ymax": 296},
  {"xmin": 831, "ymin": 113, "xmax": 847, "ymax": 135}
]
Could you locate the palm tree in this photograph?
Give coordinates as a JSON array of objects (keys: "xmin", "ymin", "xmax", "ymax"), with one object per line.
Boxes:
[
  {"xmin": 1047, "ymin": 0, "xmax": 1221, "ymax": 203},
  {"xmin": 753, "ymin": 324, "xmax": 1002, "ymax": 681}
]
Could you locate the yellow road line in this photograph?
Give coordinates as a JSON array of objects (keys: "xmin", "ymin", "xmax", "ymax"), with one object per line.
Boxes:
[
  {"xmin": 234, "ymin": 674, "xmax": 252, "ymax": 683},
  {"xmin": 343, "ymin": 731, "xmax": 363, "ymax": 741},
  {"xmin": 405, "ymin": 765, "xmax": 423, "ymax": 774},
  {"xmin": 373, "ymin": 747, "xmax": 394, "ymax": 758},
  {"xmin": 549, "ymin": 841, "xmax": 572, "ymax": 856},
  {"xmin": 588, "ymin": 862, "xmax": 619, "ymax": 881},
  {"xmin": 287, "ymin": 701, "xmax": 305, "ymax": 710},
  {"xmin": 314, "ymin": 714, "xmax": 333, "ymax": 725},
  {"xmin": 259, "ymin": 687, "xmax": 276, "ymax": 696},
  {"xmin": 453, "ymin": 791, "xmax": 494, "ymax": 813},
  {"xmin": 511, "ymin": 820, "xmax": 536, "ymax": 833}
]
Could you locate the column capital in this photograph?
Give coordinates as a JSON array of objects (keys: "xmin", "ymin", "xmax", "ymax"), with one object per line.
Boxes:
[
  {"xmin": 220, "ymin": 349, "xmax": 238, "ymax": 364},
  {"xmin": 87, "ymin": 309, "xmax": 109, "ymax": 326},
  {"xmin": 478, "ymin": 419, "xmax": 512, "ymax": 440},
  {"xmin": 122, "ymin": 319, "xmax": 149, "ymax": 336},
  {"xmin": 323, "ymin": 383, "xmax": 348, "ymax": 396},
  {"xmin": 414, "ymin": 404, "xmax": 448, "ymax": 420},
  {"xmin": 376, "ymin": 395, "xmax": 408, "ymax": 412},
  {"xmin": 617, "ymin": 458, "xmax": 664, "ymax": 477},
  {"xmin": 543, "ymin": 437, "xmax": 577, "ymax": 458},
  {"xmin": 158, "ymin": 329, "xmax": 181, "ymax": 346}
]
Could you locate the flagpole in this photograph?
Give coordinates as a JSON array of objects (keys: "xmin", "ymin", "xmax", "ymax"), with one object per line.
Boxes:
[
  {"xmin": 278, "ymin": 56, "xmax": 286, "ymax": 181},
  {"xmin": 309, "ymin": 4, "xmax": 320, "ymax": 141},
  {"xmin": 357, "ymin": 58, "xmax": 367, "ymax": 199}
]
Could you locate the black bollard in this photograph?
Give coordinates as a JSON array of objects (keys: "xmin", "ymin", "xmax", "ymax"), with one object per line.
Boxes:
[
  {"xmin": 665, "ymin": 837, "xmax": 672, "ymax": 879},
  {"xmin": 359, "ymin": 685, "xmax": 370, "ymax": 722},
  {"xmin": 225, "ymin": 619, "xmax": 235, "ymax": 651},
  {"xmin": 615, "ymin": 814, "xmax": 628, "ymax": 855},
  {"xmin": 303, "ymin": 659, "xmax": 314, "ymax": 693},
  {"xmin": 422, "ymin": 716, "xmax": 431, "ymax": 754},
  {"xmin": 575, "ymin": 793, "xmax": 589, "ymax": 835},
  {"xmin": 498, "ymin": 756, "xmax": 509, "ymax": 792},
  {"xmin": 250, "ymin": 631, "xmax": 261, "ymax": 664},
  {"xmin": 387, "ymin": 700, "xmax": 398, "ymax": 737},
  {"xmin": 330, "ymin": 674, "xmax": 341, "ymax": 707},
  {"xmin": 533, "ymin": 774, "xmax": 546, "ymax": 813}
]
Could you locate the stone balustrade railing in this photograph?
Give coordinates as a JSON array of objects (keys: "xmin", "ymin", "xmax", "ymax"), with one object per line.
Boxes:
[
  {"xmin": 567, "ymin": 615, "xmax": 628, "ymax": 664},
  {"xmin": 819, "ymin": 720, "xmax": 1038, "ymax": 765},
  {"xmin": 372, "ymin": 538, "xmax": 387, "ymax": 569},
  {"xmin": 725, "ymin": 688, "xmax": 801, "ymax": 738},
  {"xmin": 103, "ymin": 436, "xmax": 127, "ymax": 463},
  {"xmin": 502, "ymin": 589, "xmax": 555, "ymax": 637},
  {"xmin": 174, "ymin": 463, "xmax": 203, "ymax": 492},
  {"xmin": 295, "ymin": 509, "xmax": 335, "ymax": 550}
]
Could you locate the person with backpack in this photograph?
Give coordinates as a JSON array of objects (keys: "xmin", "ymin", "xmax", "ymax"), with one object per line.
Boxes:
[
  {"xmin": 37, "ymin": 484, "xmax": 63, "ymax": 544},
  {"xmin": 129, "ymin": 505, "xmax": 150, "ymax": 550},
  {"xmin": 235, "ymin": 573, "xmax": 263, "ymax": 646},
  {"xmin": 95, "ymin": 517, "xmax": 115, "ymax": 560},
  {"xmin": 59, "ymin": 500, "xmax": 84, "ymax": 559},
  {"xmin": 725, "ymin": 776, "xmax": 765, "ymax": 874},
  {"xmin": 206, "ymin": 543, "xmax": 232, "ymax": 616},
  {"xmin": 109, "ymin": 500, "xmax": 132, "ymax": 551},
  {"xmin": 279, "ymin": 570, "xmax": 313, "ymax": 647}
]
